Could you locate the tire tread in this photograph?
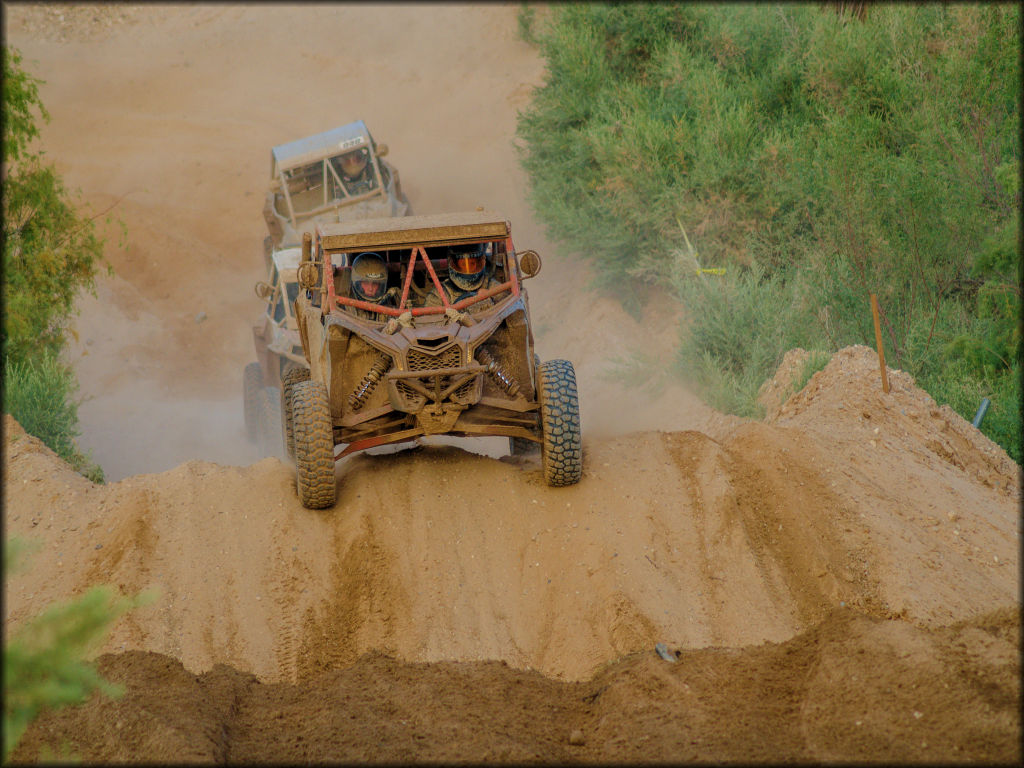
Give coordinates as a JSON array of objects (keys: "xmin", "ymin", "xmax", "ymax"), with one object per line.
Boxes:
[
  {"xmin": 537, "ymin": 359, "xmax": 582, "ymax": 486},
  {"xmin": 292, "ymin": 380, "xmax": 336, "ymax": 508},
  {"xmin": 281, "ymin": 366, "xmax": 311, "ymax": 460}
]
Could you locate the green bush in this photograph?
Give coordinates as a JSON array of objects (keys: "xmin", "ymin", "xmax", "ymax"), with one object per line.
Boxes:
[
  {"xmin": 672, "ymin": 263, "xmax": 821, "ymax": 417},
  {"xmin": 516, "ymin": 3, "xmax": 1020, "ymax": 461},
  {"xmin": 3, "ymin": 159, "xmax": 106, "ymax": 364},
  {"xmin": 945, "ymin": 216, "xmax": 1021, "ymax": 374},
  {"xmin": 3, "ymin": 46, "xmax": 110, "ymax": 482},
  {"xmin": 794, "ymin": 349, "xmax": 833, "ymax": 394},
  {"xmin": 4, "ymin": 352, "xmax": 79, "ymax": 461},
  {"xmin": 3, "ymin": 538, "xmax": 151, "ymax": 761},
  {"xmin": 516, "ymin": 3, "xmax": 537, "ymax": 44},
  {"xmin": 3, "ymin": 340, "xmax": 103, "ymax": 483},
  {"xmin": 4, "ymin": 47, "xmax": 107, "ymax": 364},
  {"xmin": 921, "ymin": 358, "xmax": 1020, "ymax": 465}
]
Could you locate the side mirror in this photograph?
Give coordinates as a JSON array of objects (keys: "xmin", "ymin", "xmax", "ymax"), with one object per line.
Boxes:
[
  {"xmin": 297, "ymin": 262, "xmax": 319, "ymax": 291},
  {"xmin": 518, "ymin": 250, "xmax": 542, "ymax": 279},
  {"xmin": 254, "ymin": 281, "xmax": 273, "ymax": 299},
  {"xmin": 376, "ymin": 143, "xmax": 389, "ymax": 158}
]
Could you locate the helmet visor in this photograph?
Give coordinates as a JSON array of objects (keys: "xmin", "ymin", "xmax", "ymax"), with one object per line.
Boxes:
[{"xmin": 453, "ymin": 254, "xmax": 485, "ymax": 275}]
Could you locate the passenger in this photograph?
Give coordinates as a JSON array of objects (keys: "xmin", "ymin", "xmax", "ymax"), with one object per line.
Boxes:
[
  {"xmin": 334, "ymin": 148, "xmax": 377, "ymax": 195},
  {"xmin": 349, "ymin": 252, "xmax": 397, "ymax": 321},
  {"xmin": 423, "ymin": 243, "xmax": 505, "ymax": 314}
]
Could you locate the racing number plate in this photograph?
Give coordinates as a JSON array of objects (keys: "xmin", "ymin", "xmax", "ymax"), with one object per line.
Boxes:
[{"xmin": 338, "ymin": 136, "xmax": 366, "ymax": 151}]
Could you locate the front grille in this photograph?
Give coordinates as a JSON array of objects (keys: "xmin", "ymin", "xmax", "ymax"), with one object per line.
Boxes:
[
  {"xmin": 393, "ymin": 343, "xmax": 481, "ymax": 411},
  {"xmin": 453, "ymin": 379, "xmax": 476, "ymax": 402},
  {"xmin": 396, "ymin": 380, "xmax": 425, "ymax": 409},
  {"xmin": 408, "ymin": 345, "xmax": 461, "ymax": 371}
]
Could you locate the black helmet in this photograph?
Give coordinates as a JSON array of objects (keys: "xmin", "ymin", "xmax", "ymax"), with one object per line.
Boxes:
[
  {"xmin": 351, "ymin": 252, "xmax": 387, "ymax": 303},
  {"xmin": 448, "ymin": 243, "xmax": 487, "ymax": 291}
]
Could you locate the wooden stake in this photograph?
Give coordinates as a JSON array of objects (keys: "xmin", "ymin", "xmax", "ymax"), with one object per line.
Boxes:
[{"xmin": 870, "ymin": 293, "xmax": 890, "ymax": 394}]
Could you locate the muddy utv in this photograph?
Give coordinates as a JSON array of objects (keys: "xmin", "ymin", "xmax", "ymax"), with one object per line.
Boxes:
[
  {"xmin": 262, "ymin": 120, "xmax": 410, "ymax": 266},
  {"xmin": 243, "ymin": 246, "xmax": 307, "ymax": 457},
  {"xmin": 286, "ymin": 211, "xmax": 582, "ymax": 508}
]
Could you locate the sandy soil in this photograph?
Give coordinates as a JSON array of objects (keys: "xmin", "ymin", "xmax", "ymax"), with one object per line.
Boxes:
[{"xmin": 3, "ymin": 3, "xmax": 1021, "ymax": 764}]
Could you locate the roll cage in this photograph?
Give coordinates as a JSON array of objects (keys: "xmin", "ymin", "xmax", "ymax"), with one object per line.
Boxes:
[
  {"xmin": 269, "ymin": 121, "xmax": 390, "ymax": 235},
  {"xmin": 311, "ymin": 214, "xmax": 524, "ymax": 319}
]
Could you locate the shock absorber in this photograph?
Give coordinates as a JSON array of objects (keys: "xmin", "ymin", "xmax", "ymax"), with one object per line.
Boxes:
[
  {"xmin": 348, "ymin": 354, "xmax": 392, "ymax": 411},
  {"xmin": 476, "ymin": 347, "xmax": 520, "ymax": 397}
]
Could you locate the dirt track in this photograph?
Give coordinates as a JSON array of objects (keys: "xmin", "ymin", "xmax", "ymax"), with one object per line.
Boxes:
[{"xmin": 3, "ymin": 4, "xmax": 1021, "ymax": 763}]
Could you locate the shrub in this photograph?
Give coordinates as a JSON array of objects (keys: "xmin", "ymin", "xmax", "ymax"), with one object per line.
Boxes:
[
  {"xmin": 3, "ymin": 48, "xmax": 107, "ymax": 364},
  {"xmin": 672, "ymin": 263, "xmax": 820, "ymax": 417},
  {"xmin": 516, "ymin": 3, "xmax": 1020, "ymax": 461},
  {"xmin": 3, "ymin": 351, "xmax": 104, "ymax": 483},
  {"xmin": 516, "ymin": 3, "xmax": 537, "ymax": 44},
  {"xmin": 921, "ymin": 358, "xmax": 1020, "ymax": 465},
  {"xmin": 794, "ymin": 349, "xmax": 833, "ymax": 394},
  {"xmin": 3, "ymin": 158, "xmax": 106, "ymax": 365},
  {"xmin": 3, "ymin": 46, "xmax": 110, "ymax": 482},
  {"xmin": 3, "ymin": 538, "xmax": 151, "ymax": 761}
]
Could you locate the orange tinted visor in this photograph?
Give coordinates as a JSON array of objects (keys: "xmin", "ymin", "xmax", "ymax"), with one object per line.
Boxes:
[{"xmin": 453, "ymin": 254, "xmax": 485, "ymax": 274}]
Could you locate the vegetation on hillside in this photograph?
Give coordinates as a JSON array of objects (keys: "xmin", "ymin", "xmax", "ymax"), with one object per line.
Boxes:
[
  {"xmin": 2, "ymin": 46, "xmax": 107, "ymax": 480},
  {"xmin": 516, "ymin": 3, "xmax": 1020, "ymax": 461},
  {"xmin": 2, "ymin": 49, "xmax": 134, "ymax": 759}
]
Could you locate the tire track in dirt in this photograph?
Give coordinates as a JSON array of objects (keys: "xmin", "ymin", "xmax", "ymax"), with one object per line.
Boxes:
[
  {"xmin": 667, "ymin": 432, "xmax": 738, "ymax": 648},
  {"xmin": 714, "ymin": 425, "xmax": 874, "ymax": 621},
  {"xmin": 298, "ymin": 511, "xmax": 408, "ymax": 680},
  {"xmin": 264, "ymin": 513, "xmax": 319, "ymax": 684},
  {"xmin": 84, "ymin": 486, "xmax": 158, "ymax": 652}
]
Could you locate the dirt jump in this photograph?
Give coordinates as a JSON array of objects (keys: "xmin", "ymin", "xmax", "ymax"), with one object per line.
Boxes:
[{"xmin": 4, "ymin": 5, "xmax": 1020, "ymax": 764}]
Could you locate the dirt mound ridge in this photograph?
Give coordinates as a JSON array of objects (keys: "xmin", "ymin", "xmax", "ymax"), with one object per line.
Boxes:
[
  {"xmin": 12, "ymin": 607, "xmax": 1019, "ymax": 764},
  {"xmin": 774, "ymin": 345, "xmax": 1019, "ymax": 492},
  {"xmin": 4, "ymin": 349, "xmax": 1017, "ymax": 684}
]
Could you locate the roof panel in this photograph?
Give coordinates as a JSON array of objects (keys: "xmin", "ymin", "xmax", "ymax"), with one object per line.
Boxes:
[
  {"xmin": 317, "ymin": 211, "xmax": 510, "ymax": 251},
  {"xmin": 272, "ymin": 121, "xmax": 372, "ymax": 173}
]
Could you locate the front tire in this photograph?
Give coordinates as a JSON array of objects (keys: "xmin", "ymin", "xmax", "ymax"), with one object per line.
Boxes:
[
  {"xmin": 243, "ymin": 362, "xmax": 263, "ymax": 443},
  {"xmin": 292, "ymin": 380, "xmax": 336, "ymax": 509},
  {"xmin": 537, "ymin": 359, "xmax": 582, "ymax": 486},
  {"xmin": 281, "ymin": 366, "xmax": 311, "ymax": 460}
]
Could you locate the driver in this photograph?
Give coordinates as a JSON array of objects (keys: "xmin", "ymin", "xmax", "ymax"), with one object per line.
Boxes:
[
  {"xmin": 423, "ymin": 243, "xmax": 506, "ymax": 313},
  {"xmin": 349, "ymin": 252, "xmax": 397, "ymax": 320},
  {"xmin": 334, "ymin": 148, "xmax": 377, "ymax": 195}
]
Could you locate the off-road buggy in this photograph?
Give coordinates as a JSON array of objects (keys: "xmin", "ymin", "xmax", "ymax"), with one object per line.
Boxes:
[
  {"xmin": 243, "ymin": 246, "xmax": 306, "ymax": 456},
  {"xmin": 262, "ymin": 120, "xmax": 410, "ymax": 266},
  {"xmin": 286, "ymin": 211, "xmax": 582, "ymax": 508},
  {"xmin": 248, "ymin": 122, "xmax": 410, "ymax": 454}
]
